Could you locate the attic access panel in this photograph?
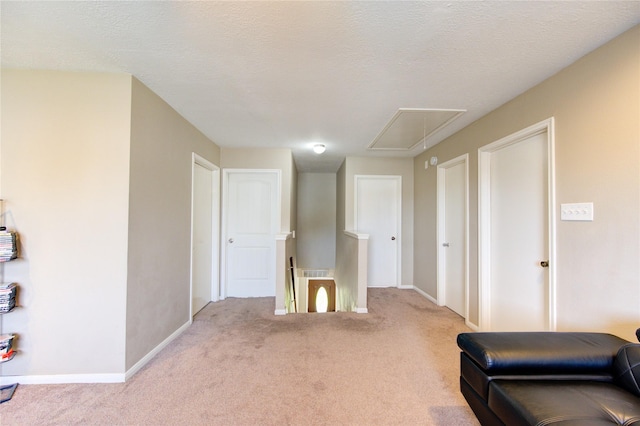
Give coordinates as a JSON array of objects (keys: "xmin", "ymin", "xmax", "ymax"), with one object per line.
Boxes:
[{"xmin": 368, "ymin": 108, "xmax": 465, "ymax": 151}]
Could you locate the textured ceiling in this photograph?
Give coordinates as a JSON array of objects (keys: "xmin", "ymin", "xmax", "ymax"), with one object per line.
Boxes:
[{"xmin": 2, "ymin": 1, "xmax": 639, "ymax": 172}]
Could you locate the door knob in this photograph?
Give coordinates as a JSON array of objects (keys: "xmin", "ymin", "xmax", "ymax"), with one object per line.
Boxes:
[
  {"xmin": 228, "ymin": 238, "xmax": 234, "ymax": 244},
  {"xmin": 391, "ymin": 236, "xmax": 396, "ymax": 240},
  {"xmin": 442, "ymin": 243, "xmax": 450, "ymax": 247},
  {"xmin": 540, "ymin": 260, "xmax": 549, "ymax": 268}
]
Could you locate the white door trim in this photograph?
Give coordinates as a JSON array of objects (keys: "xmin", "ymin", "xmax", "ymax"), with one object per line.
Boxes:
[
  {"xmin": 437, "ymin": 154, "xmax": 469, "ymax": 322},
  {"xmin": 221, "ymin": 169, "xmax": 282, "ymax": 300},
  {"xmin": 478, "ymin": 117, "xmax": 557, "ymax": 331},
  {"xmin": 190, "ymin": 153, "xmax": 220, "ymax": 320},
  {"xmin": 354, "ymin": 174, "xmax": 402, "ymax": 288}
]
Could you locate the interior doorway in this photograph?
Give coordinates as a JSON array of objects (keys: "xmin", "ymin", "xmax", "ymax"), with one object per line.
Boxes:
[
  {"xmin": 437, "ymin": 154, "xmax": 468, "ymax": 319},
  {"xmin": 354, "ymin": 175, "xmax": 401, "ymax": 288},
  {"xmin": 190, "ymin": 153, "xmax": 220, "ymax": 318},
  {"xmin": 222, "ymin": 169, "xmax": 280, "ymax": 298},
  {"xmin": 478, "ymin": 118, "xmax": 556, "ymax": 331}
]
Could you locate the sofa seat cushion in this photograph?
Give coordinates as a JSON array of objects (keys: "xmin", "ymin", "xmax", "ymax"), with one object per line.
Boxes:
[
  {"xmin": 489, "ymin": 380, "xmax": 640, "ymax": 426},
  {"xmin": 457, "ymin": 332, "xmax": 628, "ymax": 375}
]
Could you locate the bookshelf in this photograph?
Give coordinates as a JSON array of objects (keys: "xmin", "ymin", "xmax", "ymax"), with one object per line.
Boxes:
[{"xmin": 0, "ymin": 199, "xmax": 19, "ymax": 403}]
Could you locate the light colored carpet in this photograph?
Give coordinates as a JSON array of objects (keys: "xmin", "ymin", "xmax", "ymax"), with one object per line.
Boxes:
[{"xmin": 1, "ymin": 288, "xmax": 479, "ymax": 425}]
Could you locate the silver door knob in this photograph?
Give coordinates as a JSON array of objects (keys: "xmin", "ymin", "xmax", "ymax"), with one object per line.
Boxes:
[
  {"xmin": 442, "ymin": 243, "xmax": 450, "ymax": 247},
  {"xmin": 228, "ymin": 238, "xmax": 234, "ymax": 244},
  {"xmin": 391, "ymin": 236, "xmax": 396, "ymax": 240},
  {"xmin": 540, "ymin": 260, "xmax": 549, "ymax": 268}
]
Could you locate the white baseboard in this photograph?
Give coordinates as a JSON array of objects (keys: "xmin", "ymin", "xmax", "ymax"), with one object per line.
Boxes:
[
  {"xmin": 0, "ymin": 373, "xmax": 125, "ymax": 385},
  {"xmin": 465, "ymin": 319, "xmax": 480, "ymax": 331},
  {"xmin": 412, "ymin": 286, "xmax": 438, "ymax": 305},
  {"xmin": 356, "ymin": 307, "xmax": 368, "ymax": 314},
  {"xmin": 412, "ymin": 287, "xmax": 478, "ymax": 330},
  {"xmin": 0, "ymin": 320, "xmax": 192, "ymax": 385},
  {"xmin": 274, "ymin": 309, "xmax": 287, "ymax": 315},
  {"xmin": 398, "ymin": 285, "xmax": 414, "ymax": 290},
  {"xmin": 124, "ymin": 320, "xmax": 191, "ymax": 381}
]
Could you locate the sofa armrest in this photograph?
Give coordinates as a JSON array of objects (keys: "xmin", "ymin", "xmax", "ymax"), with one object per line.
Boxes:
[
  {"xmin": 457, "ymin": 332, "xmax": 629, "ymax": 375},
  {"xmin": 614, "ymin": 343, "xmax": 640, "ymax": 396}
]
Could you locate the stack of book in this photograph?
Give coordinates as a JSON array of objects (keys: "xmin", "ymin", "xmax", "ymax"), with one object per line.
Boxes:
[
  {"xmin": 0, "ymin": 334, "xmax": 15, "ymax": 363},
  {"xmin": 0, "ymin": 283, "xmax": 17, "ymax": 314},
  {"xmin": 0, "ymin": 231, "xmax": 17, "ymax": 262}
]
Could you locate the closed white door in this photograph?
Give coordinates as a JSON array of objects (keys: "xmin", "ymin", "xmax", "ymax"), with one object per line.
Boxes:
[
  {"xmin": 355, "ymin": 175, "xmax": 401, "ymax": 288},
  {"xmin": 480, "ymin": 121, "xmax": 554, "ymax": 332},
  {"xmin": 224, "ymin": 171, "xmax": 279, "ymax": 298},
  {"xmin": 192, "ymin": 162, "xmax": 213, "ymax": 314},
  {"xmin": 439, "ymin": 158, "xmax": 466, "ymax": 317}
]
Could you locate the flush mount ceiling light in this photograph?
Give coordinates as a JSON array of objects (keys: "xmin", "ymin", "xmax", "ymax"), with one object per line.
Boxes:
[{"xmin": 313, "ymin": 144, "xmax": 326, "ymax": 154}]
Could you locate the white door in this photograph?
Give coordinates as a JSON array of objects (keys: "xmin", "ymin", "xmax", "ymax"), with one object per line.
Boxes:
[
  {"xmin": 191, "ymin": 155, "xmax": 219, "ymax": 318},
  {"xmin": 355, "ymin": 175, "xmax": 401, "ymax": 288},
  {"xmin": 479, "ymin": 119, "xmax": 555, "ymax": 331},
  {"xmin": 437, "ymin": 156, "xmax": 467, "ymax": 317},
  {"xmin": 223, "ymin": 170, "xmax": 279, "ymax": 298}
]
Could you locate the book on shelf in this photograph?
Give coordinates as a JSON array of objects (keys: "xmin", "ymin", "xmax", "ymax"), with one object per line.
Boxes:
[
  {"xmin": 0, "ymin": 231, "xmax": 17, "ymax": 261},
  {"xmin": 0, "ymin": 334, "xmax": 15, "ymax": 357}
]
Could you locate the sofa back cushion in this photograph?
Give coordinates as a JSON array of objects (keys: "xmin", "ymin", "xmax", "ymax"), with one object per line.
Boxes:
[
  {"xmin": 613, "ymin": 343, "xmax": 640, "ymax": 396},
  {"xmin": 457, "ymin": 332, "xmax": 628, "ymax": 374}
]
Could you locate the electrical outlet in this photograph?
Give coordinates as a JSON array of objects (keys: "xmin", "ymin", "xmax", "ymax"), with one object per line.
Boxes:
[{"xmin": 561, "ymin": 202, "xmax": 594, "ymax": 221}]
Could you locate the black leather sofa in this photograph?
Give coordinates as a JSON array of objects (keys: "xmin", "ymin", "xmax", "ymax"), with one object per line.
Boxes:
[{"xmin": 457, "ymin": 331, "xmax": 640, "ymax": 425}]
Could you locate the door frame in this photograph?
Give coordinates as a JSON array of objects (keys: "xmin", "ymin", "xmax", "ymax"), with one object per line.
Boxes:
[
  {"xmin": 190, "ymin": 153, "xmax": 220, "ymax": 320},
  {"xmin": 354, "ymin": 174, "xmax": 402, "ymax": 288},
  {"xmin": 436, "ymin": 153, "xmax": 469, "ymax": 320},
  {"xmin": 478, "ymin": 118, "xmax": 557, "ymax": 331},
  {"xmin": 221, "ymin": 169, "xmax": 281, "ymax": 299}
]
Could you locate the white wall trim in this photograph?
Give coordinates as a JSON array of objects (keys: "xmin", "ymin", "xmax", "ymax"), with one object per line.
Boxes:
[
  {"xmin": 0, "ymin": 320, "xmax": 191, "ymax": 385},
  {"xmin": 344, "ymin": 230, "xmax": 369, "ymax": 240},
  {"xmin": 0, "ymin": 373, "xmax": 126, "ymax": 385},
  {"xmin": 465, "ymin": 319, "xmax": 480, "ymax": 331},
  {"xmin": 355, "ymin": 307, "xmax": 369, "ymax": 314},
  {"xmin": 275, "ymin": 232, "xmax": 292, "ymax": 241},
  {"xmin": 412, "ymin": 286, "xmax": 438, "ymax": 305},
  {"xmin": 478, "ymin": 117, "xmax": 556, "ymax": 331},
  {"xmin": 125, "ymin": 320, "xmax": 191, "ymax": 381},
  {"xmin": 274, "ymin": 309, "xmax": 287, "ymax": 315}
]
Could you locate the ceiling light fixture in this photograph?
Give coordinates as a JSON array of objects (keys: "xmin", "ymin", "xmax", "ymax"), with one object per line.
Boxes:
[{"xmin": 313, "ymin": 144, "xmax": 326, "ymax": 154}]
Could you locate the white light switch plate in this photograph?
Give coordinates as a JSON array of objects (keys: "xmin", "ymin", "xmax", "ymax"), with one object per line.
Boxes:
[{"xmin": 561, "ymin": 202, "xmax": 594, "ymax": 221}]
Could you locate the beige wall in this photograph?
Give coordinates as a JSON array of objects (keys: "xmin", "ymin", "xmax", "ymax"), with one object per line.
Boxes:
[
  {"xmin": 334, "ymin": 231, "xmax": 368, "ymax": 312},
  {"xmin": 343, "ymin": 156, "xmax": 415, "ymax": 287},
  {"xmin": 297, "ymin": 173, "xmax": 337, "ymax": 269},
  {"xmin": 0, "ymin": 70, "xmax": 221, "ymax": 378},
  {"xmin": 0, "ymin": 70, "xmax": 132, "ymax": 375},
  {"xmin": 414, "ymin": 25, "xmax": 640, "ymax": 341},
  {"xmin": 126, "ymin": 77, "xmax": 219, "ymax": 370}
]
